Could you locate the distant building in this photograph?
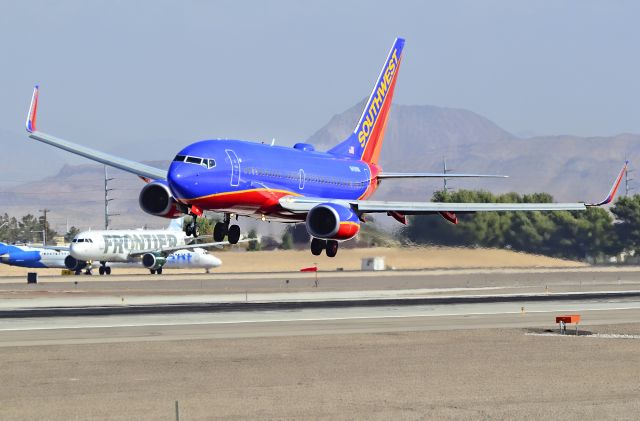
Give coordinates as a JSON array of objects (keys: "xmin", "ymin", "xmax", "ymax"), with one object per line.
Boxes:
[{"xmin": 361, "ymin": 256, "xmax": 385, "ymax": 271}]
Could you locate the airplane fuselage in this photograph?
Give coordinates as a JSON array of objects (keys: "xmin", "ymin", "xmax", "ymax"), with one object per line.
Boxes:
[
  {"xmin": 70, "ymin": 229, "xmax": 189, "ymax": 262},
  {"xmin": 0, "ymin": 242, "xmax": 221, "ymax": 271},
  {"xmin": 167, "ymin": 139, "xmax": 381, "ymax": 220},
  {"xmin": 0, "ymin": 244, "xmax": 68, "ymax": 268}
]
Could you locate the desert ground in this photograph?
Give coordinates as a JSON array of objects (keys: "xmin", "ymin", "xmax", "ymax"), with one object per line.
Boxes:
[{"xmin": 1, "ymin": 325, "xmax": 639, "ymax": 420}]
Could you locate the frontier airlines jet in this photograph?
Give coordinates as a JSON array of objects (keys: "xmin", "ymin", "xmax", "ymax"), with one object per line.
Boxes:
[
  {"xmin": 65, "ymin": 218, "xmax": 232, "ymax": 275},
  {"xmin": 25, "ymin": 38, "xmax": 626, "ymax": 257}
]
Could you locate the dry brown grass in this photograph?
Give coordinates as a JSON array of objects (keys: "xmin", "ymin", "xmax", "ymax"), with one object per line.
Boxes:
[{"xmin": 0, "ymin": 246, "xmax": 585, "ymax": 277}]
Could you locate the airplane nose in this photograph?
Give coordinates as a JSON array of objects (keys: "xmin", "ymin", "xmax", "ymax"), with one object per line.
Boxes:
[
  {"xmin": 204, "ymin": 255, "xmax": 222, "ymax": 268},
  {"xmin": 70, "ymin": 243, "xmax": 85, "ymax": 259},
  {"xmin": 168, "ymin": 163, "xmax": 202, "ymax": 201}
]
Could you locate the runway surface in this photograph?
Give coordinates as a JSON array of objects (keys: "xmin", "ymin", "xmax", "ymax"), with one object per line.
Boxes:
[
  {"xmin": 1, "ymin": 294, "xmax": 640, "ymax": 346},
  {"xmin": 2, "ymin": 267, "xmax": 640, "ymax": 419}
]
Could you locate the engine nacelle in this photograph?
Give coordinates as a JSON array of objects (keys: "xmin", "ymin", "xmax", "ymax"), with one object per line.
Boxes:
[
  {"xmin": 64, "ymin": 255, "xmax": 88, "ymax": 271},
  {"xmin": 305, "ymin": 203, "xmax": 360, "ymax": 241},
  {"xmin": 142, "ymin": 252, "xmax": 167, "ymax": 270},
  {"xmin": 138, "ymin": 181, "xmax": 185, "ymax": 218}
]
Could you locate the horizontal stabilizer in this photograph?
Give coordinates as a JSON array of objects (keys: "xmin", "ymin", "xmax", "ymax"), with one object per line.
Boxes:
[{"xmin": 377, "ymin": 172, "xmax": 508, "ymax": 179}]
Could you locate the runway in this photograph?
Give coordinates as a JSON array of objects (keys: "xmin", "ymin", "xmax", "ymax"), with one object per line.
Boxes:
[
  {"xmin": 2, "ymin": 268, "xmax": 640, "ymax": 419},
  {"xmin": 1, "ymin": 292, "xmax": 640, "ymax": 346}
]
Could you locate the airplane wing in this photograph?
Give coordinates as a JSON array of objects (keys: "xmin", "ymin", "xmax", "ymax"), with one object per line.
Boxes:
[
  {"xmin": 29, "ymin": 245, "xmax": 70, "ymax": 252},
  {"xmin": 377, "ymin": 172, "xmax": 508, "ymax": 179},
  {"xmin": 128, "ymin": 238, "xmax": 255, "ymax": 257},
  {"xmin": 279, "ymin": 162, "xmax": 627, "ymax": 215},
  {"xmin": 25, "ymin": 86, "xmax": 167, "ymax": 180},
  {"xmin": 279, "ymin": 196, "xmax": 588, "ymax": 214}
]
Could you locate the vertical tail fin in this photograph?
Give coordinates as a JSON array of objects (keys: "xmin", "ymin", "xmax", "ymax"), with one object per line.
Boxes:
[
  {"xmin": 167, "ymin": 217, "xmax": 184, "ymax": 231},
  {"xmin": 328, "ymin": 38, "xmax": 405, "ymax": 164}
]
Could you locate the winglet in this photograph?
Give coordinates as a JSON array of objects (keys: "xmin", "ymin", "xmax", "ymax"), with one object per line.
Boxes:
[
  {"xmin": 588, "ymin": 161, "xmax": 628, "ymax": 206},
  {"xmin": 26, "ymin": 85, "xmax": 39, "ymax": 133}
]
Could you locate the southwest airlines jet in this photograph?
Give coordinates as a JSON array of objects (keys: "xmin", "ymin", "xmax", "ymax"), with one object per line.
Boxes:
[{"xmin": 25, "ymin": 38, "xmax": 625, "ymax": 257}]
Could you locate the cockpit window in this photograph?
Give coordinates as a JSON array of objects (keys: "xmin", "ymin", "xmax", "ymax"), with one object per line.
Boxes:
[
  {"xmin": 73, "ymin": 238, "xmax": 93, "ymax": 243},
  {"xmin": 186, "ymin": 156, "xmax": 203, "ymax": 165},
  {"xmin": 178, "ymin": 154, "xmax": 216, "ymax": 169}
]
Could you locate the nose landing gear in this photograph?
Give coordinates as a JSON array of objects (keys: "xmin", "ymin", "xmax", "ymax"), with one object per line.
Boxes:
[{"xmin": 185, "ymin": 216, "xmax": 200, "ymax": 237}]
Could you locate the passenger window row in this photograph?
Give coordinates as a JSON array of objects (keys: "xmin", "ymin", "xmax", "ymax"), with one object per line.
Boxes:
[{"xmin": 243, "ymin": 167, "xmax": 367, "ymax": 187}]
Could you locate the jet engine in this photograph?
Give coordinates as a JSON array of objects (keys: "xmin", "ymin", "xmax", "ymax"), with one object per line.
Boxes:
[
  {"xmin": 305, "ymin": 203, "xmax": 360, "ymax": 241},
  {"xmin": 64, "ymin": 255, "xmax": 88, "ymax": 271},
  {"xmin": 138, "ymin": 181, "xmax": 185, "ymax": 218},
  {"xmin": 142, "ymin": 252, "xmax": 167, "ymax": 270}
]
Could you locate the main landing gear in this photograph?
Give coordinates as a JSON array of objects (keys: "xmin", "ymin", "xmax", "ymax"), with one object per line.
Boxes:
[
  {"xmin": 310, "ymin": 238, "xmax": 339, "ymax": 258},
  {"xmin": 149, "ymin": 268, "xmax": 163, "ymax": 275},
  {"xmin": 213, "ymin": 213, "xmax": 241, "ymax": 244},
  {"xmin": 98, "ymin": 262, "xmax": 112, "ymax": 276}
]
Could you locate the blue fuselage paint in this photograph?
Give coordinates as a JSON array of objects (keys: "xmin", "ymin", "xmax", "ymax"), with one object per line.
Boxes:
[
  {"xmin": 0, "ymin": 243, "xmax": 64, "ymax": 268},
  {"xmin": 167, "ymin": 139, "xmax": 378, "ymax": 219}
]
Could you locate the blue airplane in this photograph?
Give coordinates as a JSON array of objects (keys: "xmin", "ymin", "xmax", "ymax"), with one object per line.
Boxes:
[
  {"xmin": 0, "ymin": 242, "xmax": 69, "ymax": 269},
  {"xmin": 24, "ymin": 38, "xmax": 626, "ymax": 257}
]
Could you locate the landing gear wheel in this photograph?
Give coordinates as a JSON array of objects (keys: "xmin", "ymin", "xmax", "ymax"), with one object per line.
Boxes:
[
  {"xmin": 150, "ymin": 269, "xmax": 156, "ymax": 275},
  {"xmin": 157, "ymin": 267, "xmax": 163, "ymax": 275},
  {"xmin": 84, "ymin": 269, "xmax": 92, "ymax": 275},
  {"xmin": 186, "ymin": 222, "xmax": 198, "ymax": 237},
  {"xmin": 105, "ymin": 266, "xmax": 111, "ymax": 275},
  {"xmin": 213, "ymin": 222, "xmax": 227, "ymax": 242},
  {"xmin": 310, "ymin": 238, "xmax": 326, "ymax": 256},
  {"xmin": 74, "ymin": 270, "xmax": 82, "ymax": 276},
  {"xmin": 326, "ymin": 240, "xmax": 339, "ymax": 258},
  {"xmin": 99, "ymin": 266, "xmax": 105, "ymax": 275},
  {"xmin": 227, "ymin": 225, "xmax": 241, "ymax": 244},
  {"xmin": 185, "ymin": 215, "xmax": 198, "ymax": 238}
]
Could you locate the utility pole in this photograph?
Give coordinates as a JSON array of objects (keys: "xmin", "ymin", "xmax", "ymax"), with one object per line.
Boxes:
[
  {"xmin": 443, "ymin": 156, "xmax": 453, "ymax": 192},
  {"xmin": 625, "ymin": 161, "xmax": 633, "ymax": 197},
  {"xmin": 104, "ymin": 166, "xmax": 119, "ymax": 229},
  {"xmin": 38, "ymin": 208, "xmax": 50, "ymax": 246}
]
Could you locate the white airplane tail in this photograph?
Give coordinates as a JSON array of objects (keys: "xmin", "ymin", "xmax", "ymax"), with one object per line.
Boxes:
[{"xmin": 167, "ymin": 217, "xmax": 184, "ymax": 231}]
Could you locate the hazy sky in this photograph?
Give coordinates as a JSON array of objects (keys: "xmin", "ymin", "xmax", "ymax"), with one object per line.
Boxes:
[{"xmin": 1, "ymin": 0, "xmax": 639, "ymax": 181}]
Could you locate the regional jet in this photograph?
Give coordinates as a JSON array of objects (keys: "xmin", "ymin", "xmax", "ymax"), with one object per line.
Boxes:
[{"xmin": 24, "ymin": 38, "xmax": 626, "ymax": 257}]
